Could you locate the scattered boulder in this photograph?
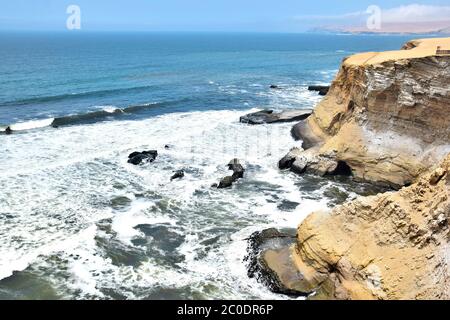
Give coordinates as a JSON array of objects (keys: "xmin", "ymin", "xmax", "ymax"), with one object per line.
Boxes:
[
  {"xmin": 240, "ymin": 109, "xmax": 312, "ymax": 125},
  {"xmin": 228, "ymin": 159, "xmax": 245, "ymax": 179},
  {"xmin": 218, "ymin": 176, "xmax": 234, "ymax": 189},
  {"xmin": 278, "ymin": 153, "xmax": 296, "ymax": 170},
  {"xmin": 127, "ymin": 150, "xmax": 158, "ymax": 165},
  {"xmin": 164, "ymin": 145, "xmax": 170, "ymax": 149},
  {"xmin": 307, "ymin": 85, "xmax": 330, "ymax": 96},
  {"xmin": 128, "ymin": 151, "xmax": 141, "ymax": 159},
  {"xmin": 270, "ymin": 85, "xmax": 281, "ymax": 89},
  {"xmin": 170, "ymin": 170, "xmax": 185, "ymax": 181},
  {"xmin": 216, "ymin": 159, "xmax": 246, "ymax": 189},
  {"xmin": 240, "ymin": 110, "xmax": 273, "ymax": 125}
]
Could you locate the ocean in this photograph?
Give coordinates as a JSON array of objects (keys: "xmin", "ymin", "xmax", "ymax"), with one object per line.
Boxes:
[{"xmin": 0, "ymin": 32, "xmax": 415, "ymax": 299}]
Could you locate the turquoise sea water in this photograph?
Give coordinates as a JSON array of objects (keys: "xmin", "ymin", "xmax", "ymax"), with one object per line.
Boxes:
[
  {"xmin": 0, "ymin": 32, "xmax": 418, "ymax": 125},
  {"xmin": 0, "ymin": 33, "xmax": 412, "ymax": 299}
]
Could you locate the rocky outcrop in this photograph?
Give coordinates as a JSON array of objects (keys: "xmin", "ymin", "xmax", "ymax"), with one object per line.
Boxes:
[
  {"xmin": 127, "ymin": 150, "xmax": 158, "ymax": 165},
  {"xmin": 170, "ymin": 170, "xmax": 185, "ymax": 181},
  {"xmin": 244, "ymin": 228, "xmax": 310, "ymax": 296},
  {"xmin": 308, "ymin": 85, "xmax": 330, "ymax": 96},
  {"xmin": 240, "ymin": 109, "xmax": 312, "ymax": 125},
  {"xmin": 271, "ymin": 154, "xmax": 450, "ymax": 300},
  {"xmin": 217, "ymin": 159, "xmax": 246, "ymax": 189},
  {"xmin": 256, "ymin": 38, "xmax": 450, "ymax": 300},
  {"xmin": 281, "ymin": 37, "xmax": 450, "ymax": 188}
]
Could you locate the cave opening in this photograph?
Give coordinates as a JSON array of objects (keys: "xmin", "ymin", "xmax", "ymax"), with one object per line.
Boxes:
[{"xmin": 332, "ymin": 161, "xmax": 353, "ymax": 176}]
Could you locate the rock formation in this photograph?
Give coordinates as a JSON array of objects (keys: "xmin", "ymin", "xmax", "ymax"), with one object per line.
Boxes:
[
  {"xmin": 255, "ymin": 154, "xmax": 450, "ymax": 299},
  {"xmin": 240, "ymin": 109, "xmax": 312, "ymax": 125},
  {"xmin": 244, "ymin": 228, "xmax": 306, "ymax": 296},
  {"xmin": 170, "ymin": 170, "xmax": 185, "ymax": 181},
  {"xmin": 277, "ymin": 154, "xmax": 449, "ymax": 299},
  {"xmin": 252, "ymin": 38, "xmax": 450, "ymax": 300},
  {"xmin": 127, "ymin": 150, "xmax": 158, "ymax": 165},
  {"xmin": 217, "ymin": 159, "xmax": 246, "ymax": 189},
  {"xmin": 281, "ymin": 37, "xmax": 450, "ymax": 188},
  {"xmin": 308, "ymin": 85, "xmax": 330, "ymax": 96}
]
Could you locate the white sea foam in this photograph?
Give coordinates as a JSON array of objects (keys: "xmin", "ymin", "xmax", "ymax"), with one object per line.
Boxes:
[
  {"xmin": 101, "ymin": 106, "xmax": 122, "ymax": 113},
  {"xmin": 111, "ymin": 198, "xmax": 177, "ymax": 245},
  {"xmin": 9, "ymin": 118, "xmax": 55, "ymax": 131},
  {"xmin": 0, "ymin": 107, "xmax": 338, "ymax": 299}
]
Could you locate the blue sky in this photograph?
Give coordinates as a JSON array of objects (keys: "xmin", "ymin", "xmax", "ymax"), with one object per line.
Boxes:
[{"xmin": 0, "ymin": 0, "xmax": 449, "ymax": 32}]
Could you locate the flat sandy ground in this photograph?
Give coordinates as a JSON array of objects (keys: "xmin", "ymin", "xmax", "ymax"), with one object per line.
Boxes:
[{"xmin": 345, "ymin": 37, "xmax": 450, "ymax": 66}]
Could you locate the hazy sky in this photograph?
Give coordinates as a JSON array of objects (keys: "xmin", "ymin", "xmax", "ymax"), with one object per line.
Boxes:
[{"xmin": 1, "ymin": 0, "xmax": 449, "ymax": 32}]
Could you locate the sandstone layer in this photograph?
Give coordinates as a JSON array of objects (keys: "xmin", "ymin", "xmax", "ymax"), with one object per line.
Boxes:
[
  {"xmin": 282, "ymin": 37, "xmax": 450, "ymax": 188},
  {"xmin": 281, "ymin": 154, "xmax": 450, "ymax": 300}
]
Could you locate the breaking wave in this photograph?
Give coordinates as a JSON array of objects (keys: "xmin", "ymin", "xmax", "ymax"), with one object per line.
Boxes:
[{"xmin": 0, "ymin": 102, "xmax": 166, "ymax": 133}]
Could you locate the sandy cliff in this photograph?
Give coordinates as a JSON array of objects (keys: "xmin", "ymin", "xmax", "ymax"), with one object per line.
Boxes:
[
  {"xmin": 257, "ymin": 38, "xmax": 450, "ymax": 300},
  {"xmin": 282, "ymin": 37, "xmax": 450, "ymax": 188},
  {"xmin": 289, "ymin": 154, "xmax": 450, "ymax": 299}
]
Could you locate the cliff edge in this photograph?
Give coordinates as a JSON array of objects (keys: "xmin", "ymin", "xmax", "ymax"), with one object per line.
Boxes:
[{"xmin": 282, "ymin": 37, "xmax": 450, "ymax": 188}]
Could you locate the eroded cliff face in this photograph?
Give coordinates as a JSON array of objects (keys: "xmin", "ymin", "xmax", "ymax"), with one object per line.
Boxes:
[
  {"xmin": 284, "ymin": 37, "xmax": 450, "ymax": 188},
  {"xmin": 257, "ymin": 38, "xmax": 450, "ymax": 300},
  {"xmin": 288, "ymin": 154, "xmax": 450, "ymax": 300}
]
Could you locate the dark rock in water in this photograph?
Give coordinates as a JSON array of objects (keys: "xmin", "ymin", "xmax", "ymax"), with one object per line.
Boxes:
[
  {"xmin": 240, "ymin": 109, "xmax": 312, "ymax": 125},
  {"xmin": 218, "ymin": 176, "xmax": 234, "ymax": 189},
  {"xmin": 128, "ymin": 151, "xmax": 141, "ymax": 159},
  {"xmin": 240, "ymin": 110, "xmax": 273, "ymax": 125},
  {"xmin": 270, "ymin": 84, "xmax": 280, "ymax": 89},
  {"xmin": 164, "ymin": 145, "xmax": 170, "ymax": 149},
  {"xmin": 228, "ymin": 158, "xmax": 245, "ymax": 179},
  {"xmin": 216, "ymin": 159, "xmax": 246, "ymax": 189},
  {"xmin": 128, "ymin": 154, "xmax": 150, "ymax": 165},
  {"xmin": 231, "ymin": 171, "xmax": 244, "ymax": 181},
  {"xmin": 5, "ymin": 127, "xmax": 12, "ymax": 135},
  {"xmin": 308, "ymin": 85, "xmax": 330, "ymax": 96},
  {"xmin": 127, "ymin": 150, "xmax": 158, "ymax": 165},
  {"xmin": 141, "ymin": 150, "xmax": 158, "ymax": 158},
  {"xmin": 278, "ymin": 154, "xmax": 296, "ymax": 170},
  {"xmin": 170, "ymin": 170, "xmax": 185, "ymax": 181},
  {"xmin": 245, "ymin": 228, "xmax": 311, "ymax": 297},
  {"xmin": 211, "ymin": 183, "xmax": 218, "ymax": 188}
]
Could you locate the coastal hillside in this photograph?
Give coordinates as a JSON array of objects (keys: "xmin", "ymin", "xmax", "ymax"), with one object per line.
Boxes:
[{"xmin": 282, "ymin": 37, "xmax": 450, "ymax": 188}]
